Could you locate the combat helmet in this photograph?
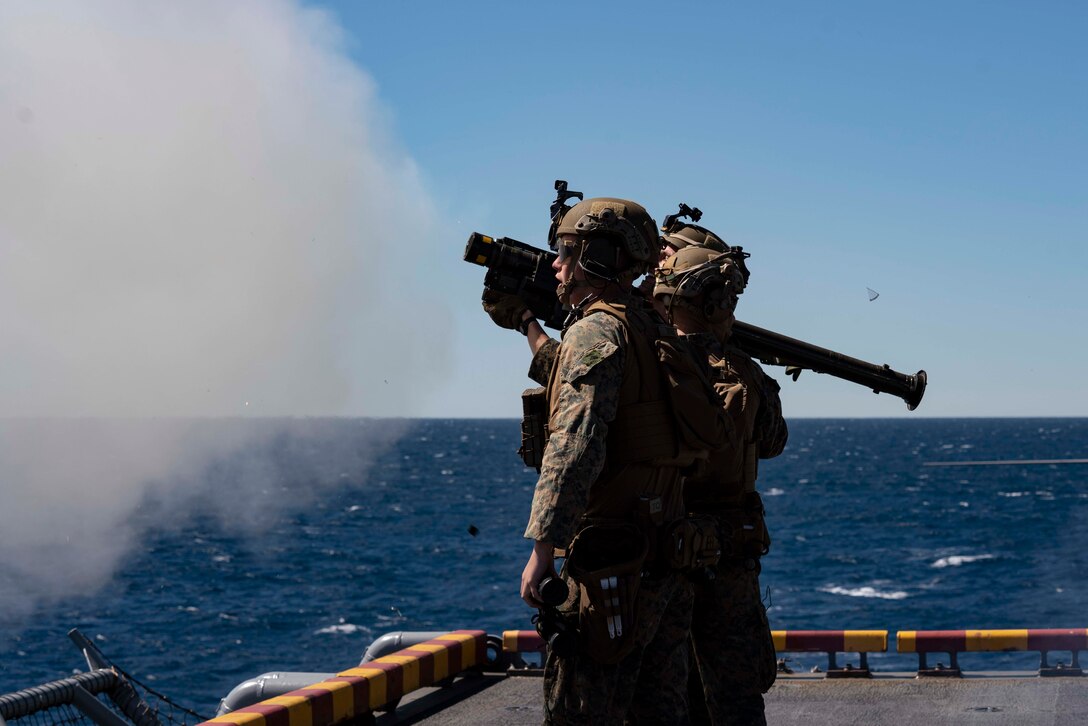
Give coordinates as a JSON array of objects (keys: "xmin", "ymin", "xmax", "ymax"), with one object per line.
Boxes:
[
  {"xmin": 552, "ymin": 197, "xmax": 658, "ymax": 280},
  {"xmin": 653, "ymin": 244, "xmax": 749, "ymax": 323},
  {"xmin": 662, "ymin": 223, "xmax": 729, "ymax": 254},
  {"xmin": 660, "ymin": 202, "xmax": 727, "ymax": 256}
]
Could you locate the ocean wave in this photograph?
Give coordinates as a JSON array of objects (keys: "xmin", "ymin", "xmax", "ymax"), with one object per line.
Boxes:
[
  {"xmin": 314, "ymin": 622, "xmax": 368, "ymax": 635},
  {"xmin": 765, "ymin": 488, "xmax": 786, "ymax": 496},
  {"xmin": 931, "ymin": 554, "xmax": 995, "ymax": 568},
  {"xmin": 819, "ymin": 585, "xmax": 908, "ymax": 600}
]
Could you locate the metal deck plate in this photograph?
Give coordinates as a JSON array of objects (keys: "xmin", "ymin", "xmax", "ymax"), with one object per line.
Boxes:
[{"xmin": 393, "ymin": 672, "xmax": 1088, "ymax": 725}]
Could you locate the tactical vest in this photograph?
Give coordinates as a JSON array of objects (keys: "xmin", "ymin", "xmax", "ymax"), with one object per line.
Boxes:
[
  {"xmin": 685, "ymin": 345, "xmax": 772, "ymax": 560},
  {"xmin": 686, "ymin": 348, "xmax": 764, "ymax": 505},
  {"xmin": 546, "ymin": 299, "xmax": 723, "ymax": 536},
  {"xmin": 547, "ymin": 301, "xmax": 675, "ymax": 531}
]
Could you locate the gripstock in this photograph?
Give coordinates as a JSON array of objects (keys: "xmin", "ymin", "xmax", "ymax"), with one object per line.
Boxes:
[
  {"xmin": 464, "ymin": 232, "xmax": 567, "ymax": 330},
  {"xmin": 462, "ymin": 232, "xmax": 927, "ymax": 410}
]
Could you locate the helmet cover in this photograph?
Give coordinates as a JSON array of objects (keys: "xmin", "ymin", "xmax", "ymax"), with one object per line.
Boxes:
[
  {"xmin": 661, "ymin": 223, "xmax": 728, "ymax": 254},
  {"xmin": 555, "ymin": 198, "xmax": 657, "ymax": 265},
  {"xmin": 653, "ymin": 245, "xmax": 747, "ymax": 315}
]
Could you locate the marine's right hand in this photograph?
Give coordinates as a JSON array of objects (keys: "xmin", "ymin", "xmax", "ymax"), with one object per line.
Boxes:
[
  {"xmin": 482, "ymin": 289, "xmax": 530, "ymax": 331},
  {"xmin": 520, "ymin": 540, "xmax": 557, "ymax": 608}
]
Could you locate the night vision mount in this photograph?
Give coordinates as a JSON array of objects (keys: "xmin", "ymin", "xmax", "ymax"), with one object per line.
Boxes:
[
  {"xmin": 662, "ymin": 202, "xmax": 703, "ymax": 232},
  {"xmin": 547, "ymin": 179, "xmax": 584, "ymax": 248}
]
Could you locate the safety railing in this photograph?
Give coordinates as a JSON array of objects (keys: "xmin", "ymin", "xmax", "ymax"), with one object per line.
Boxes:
[
  {"xmin": 501, "ymin": 630, "xmax": 549, "ymax": 671},
  {"xmin": 502, "ymin": 629, "xmax": 890, "ymax": 678},
  {"xmin": 1, "ymin": 629, "xmax": 183, "ymax": 726},
  {"xmin": 502, "ymin": 631, "xmax": 547, "ymax": 654},
  {"xmin": 773, "ymin": 630, "xmax": 888, "ymax": 678},
  {"xmin": 897, "ymin": 629, "xmax": 1087, "ymax": 677},
  {"xmin": 199, "ymin": 630, "xmax": 487, "ymax": 725},
  {"xmin": 0, "ymin": 670, "xmax": 123, "ymax": 725}
]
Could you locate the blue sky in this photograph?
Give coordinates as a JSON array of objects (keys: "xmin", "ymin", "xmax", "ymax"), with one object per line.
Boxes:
[
  {"xmin": 3, "ymin": 2, "xmax": 1083, "ymax": 419},
  {"xmin": 309, "ymin": 1, "xmax": 1087, "ymax": 418}
]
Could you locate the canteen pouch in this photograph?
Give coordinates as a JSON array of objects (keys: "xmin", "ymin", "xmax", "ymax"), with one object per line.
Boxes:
[
  {"xmin": 565, "ymin": 523, "xmax": 649, "ymax": 664},
  {"xmin": 654, "ymin": 336, "xmax": 729, "ymax": 455},
  {"xmin": 714, "ymin": 492, "xmax": 771, "ymax": 560},
  {"xmin": 664, "ymin": 515, "xmax": 722, "ymax": 570},
  {"xmin": 518, "ymin": 387, "xmax": 548, "ymax": 471}
]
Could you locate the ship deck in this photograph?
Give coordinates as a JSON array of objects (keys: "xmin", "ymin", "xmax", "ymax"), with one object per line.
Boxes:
[{"xmin": 378, "ymin": 671, "xmax": 1088, "ymax": 725}]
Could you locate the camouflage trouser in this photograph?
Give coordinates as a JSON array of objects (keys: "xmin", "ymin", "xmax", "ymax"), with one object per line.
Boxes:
[
  {"xmin": 542, "ymin": 573, "xmax": 694, "ymax": 726},
  {"xmin": 688, "ymin": 561, "xmax": 776, "ymax": 726}
]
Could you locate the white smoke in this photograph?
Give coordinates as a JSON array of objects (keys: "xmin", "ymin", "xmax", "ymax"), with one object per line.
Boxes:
[{"xmin": 0, "ymin": 2, "xmax": 447, "ymax": 621}]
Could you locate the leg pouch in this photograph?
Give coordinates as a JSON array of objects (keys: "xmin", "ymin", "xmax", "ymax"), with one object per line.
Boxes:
[{"xmin": 566, "ymin": 522, "xmax": 649, "ymax": 664}]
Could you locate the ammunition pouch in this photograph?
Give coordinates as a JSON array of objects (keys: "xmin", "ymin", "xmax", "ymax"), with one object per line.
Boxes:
[
  {"xmin": 518, "ymin": 387, "xmax": 548, "ymax": 471},
  {"xmin": 663, "ymin": 515, "xmax": 722, "ymax": 571},
  {"xmin": 707, "ymin": 492, "xmax": 771, "ymax": 561},
  {"xmin": 566, "ymin": 522, "xmax": 649, "ymax": 664}
]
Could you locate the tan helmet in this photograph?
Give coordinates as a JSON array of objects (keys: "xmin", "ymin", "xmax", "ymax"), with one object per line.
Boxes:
[
  {"xmin": 661, "ymin": 223, "xmax": 728, "ymax": 254},
  {"xmin": 653, "ymin": 245, "xmax": 748, "ymax": 322},
  {"xmin": 555, "ymin": 198, "xmax": 657, "ymax": 275}
]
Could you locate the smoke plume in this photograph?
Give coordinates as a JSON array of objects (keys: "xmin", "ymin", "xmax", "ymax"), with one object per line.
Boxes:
[{"xmin": 0, "ymin": 1, "xmax": 446, "ymax": 621}]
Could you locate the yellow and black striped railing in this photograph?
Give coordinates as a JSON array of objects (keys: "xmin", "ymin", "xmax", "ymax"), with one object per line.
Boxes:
[
  {"xmin": 898, "ymin": 629, "xmax": 1088, "ymax": 677},
  {"xmin": 201, "ymin": 630, "xmax": 487, "ymax": 726},
  {"xmin": 503, "ymin": 629, "xmax": 889, "ymax": 678},
  {"xmin": 771, "ymin": 630, "xmax": 887, "ymax": 677}
]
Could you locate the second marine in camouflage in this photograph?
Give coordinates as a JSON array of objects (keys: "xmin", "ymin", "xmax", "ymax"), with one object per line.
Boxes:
[{"xmin": 652, "ymin": 228, "xmax": 788, "ymax": 726}]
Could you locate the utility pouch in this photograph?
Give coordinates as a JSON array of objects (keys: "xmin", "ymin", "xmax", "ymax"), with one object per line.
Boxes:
[
  {"xmin": 665, "ymin": 515, "xmax": 722, "ymax": 570},
  {"xmin": 714, "ymin": 493, "xmax": 770, "ymax": 560},
  {"xmin": 518, "ymin": 387, "xmax": 548, "ymax": 471},
  {"xmin": 566, "ymin": 523, "xmax": 649, "ymax": 664},
  {"xmin": 655, "ymin": 336, "xmax": 729, "ymax": 455}
]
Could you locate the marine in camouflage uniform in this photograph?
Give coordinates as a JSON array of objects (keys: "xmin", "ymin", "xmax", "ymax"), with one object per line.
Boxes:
[
  {"xmin": 527, "ymin": 301, "xmax": 697, "ymax": 725},
  {"xmin": 653, "ymin": 236, "xmax": 788, "ymax": 726},
  {"xmin": 495, "ymin": 196, "xmax": 727, "ymax": 726},
  {"xmin": 685, "ymin": 332, "xmax": 786, "ymax": 726}
]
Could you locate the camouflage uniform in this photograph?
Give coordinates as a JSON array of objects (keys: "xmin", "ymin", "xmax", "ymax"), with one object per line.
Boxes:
[
  {"xmin": 543, "ymin": 574, "xmax": 693, "ymax": 726},
  {"xmin": 682, "ymin": 334, "xmax": 787, "ymax": 726},
  {"xmin": 528, "ymin": 337, "xmax": 560, "ymax": 386},
  {"xmin": 525, "ymin": 296, "xmax": 696, "ymax": 726}
]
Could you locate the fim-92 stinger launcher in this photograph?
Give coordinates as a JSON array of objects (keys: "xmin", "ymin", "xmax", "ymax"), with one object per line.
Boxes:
[{"xmin": 462, "ymin": 186, "xmax": 926, "ymax": 410}]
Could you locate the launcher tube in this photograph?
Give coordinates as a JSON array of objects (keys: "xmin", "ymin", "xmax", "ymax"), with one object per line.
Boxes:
[{"xmin": 731, "ymin": 321, "xmax": 927, "ymax": 410}]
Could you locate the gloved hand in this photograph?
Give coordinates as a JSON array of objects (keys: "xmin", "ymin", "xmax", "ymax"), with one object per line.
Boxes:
[{"xmin": 482, "ymin": 290, "xmax": 530, "ymax": 331}]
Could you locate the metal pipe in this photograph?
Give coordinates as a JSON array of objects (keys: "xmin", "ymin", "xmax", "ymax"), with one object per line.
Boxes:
[
  {"xmin": 0, "ymin": 670, "xmax": 118, "ymax": 720},
  {"xmin": 360, "ymin": 631, "xmax": 450, "ymax": 663},
  {"xmin": 216, "ymin": 631, "xmax": 480, "ymax": 715},
  {"xmin": 215, "ymin": 673, "xmax": 334, "ymax": 716}
]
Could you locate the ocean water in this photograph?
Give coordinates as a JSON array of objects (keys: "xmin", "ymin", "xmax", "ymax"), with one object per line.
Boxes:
[{"xmin": 3, "ymin": 418, "xmax": 1087, "ymax": 715}]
